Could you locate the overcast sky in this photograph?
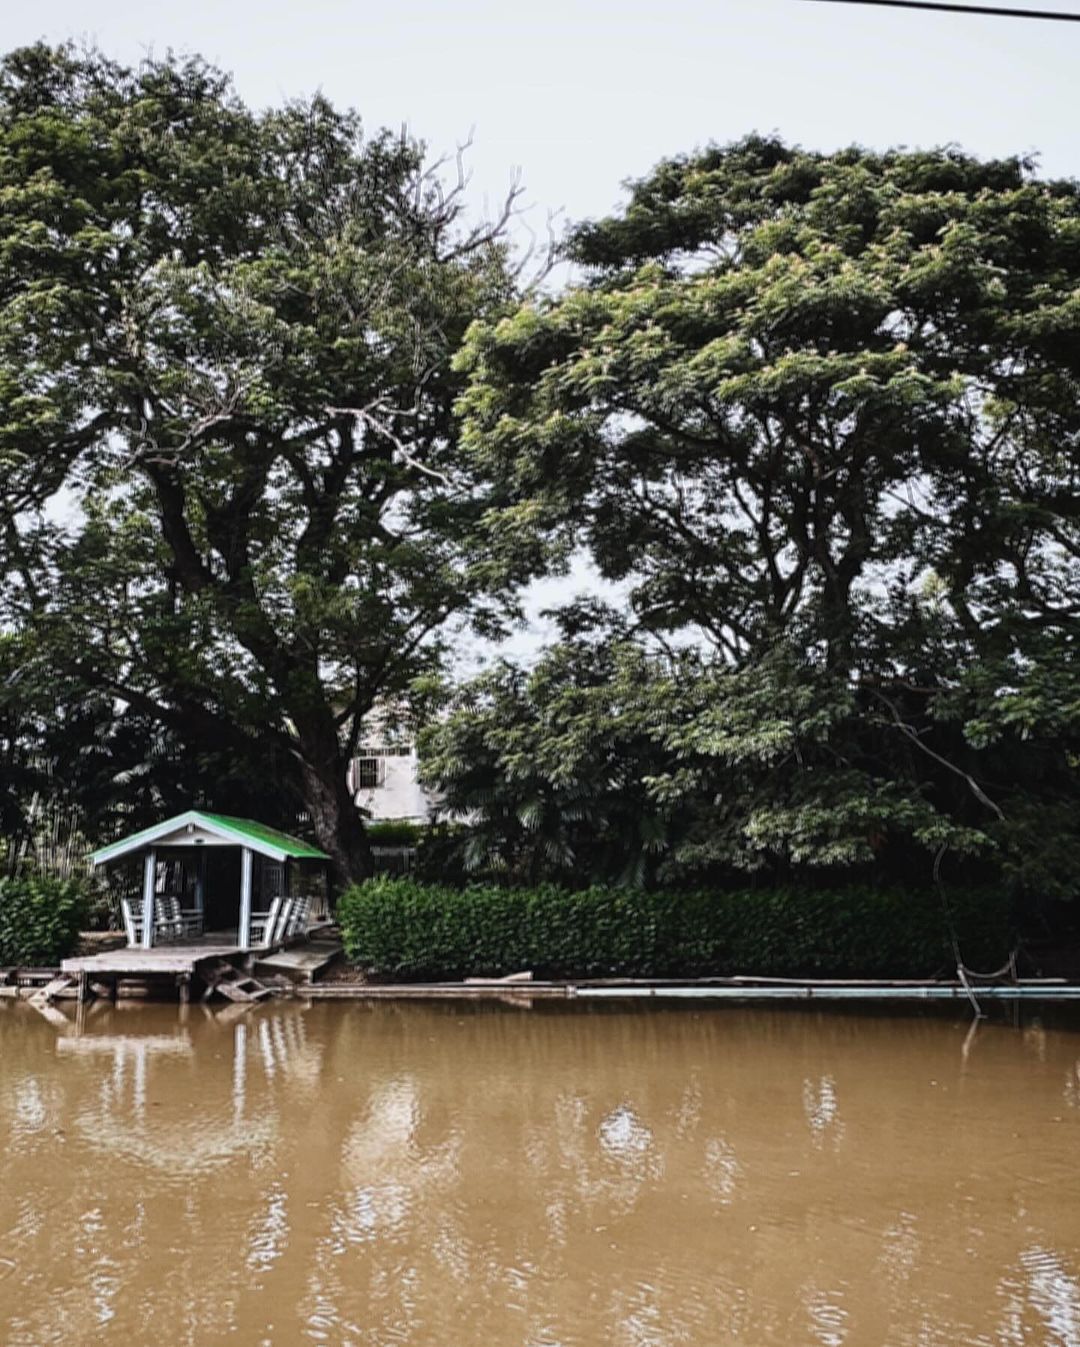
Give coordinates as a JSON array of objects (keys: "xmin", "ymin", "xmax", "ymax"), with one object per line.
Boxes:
[
  {"xmin": 5, "ymin": 0, "xmax": 1076, "ymax": 662},
  {"xmin": 7, "ymin": 0, "xmax": 1078, "ymax": 228}
]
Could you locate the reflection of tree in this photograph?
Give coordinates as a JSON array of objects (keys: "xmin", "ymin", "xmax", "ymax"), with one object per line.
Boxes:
[
  {"xmin": 0, "ymin": 1004, "xmax": 323, "ymax": 1344},
  {"xmin": 2, "ymin": 1003, "xmax": 1080, "ymax": 1346},
  {"xmin": 294, "ymin": 1006, "xmax": 1080, "ymax": 1347}
]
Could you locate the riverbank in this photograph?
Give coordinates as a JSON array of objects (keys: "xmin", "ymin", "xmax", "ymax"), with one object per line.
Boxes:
[
  {"xmin": 299, "ymin": 975, "xmax": 1080, "ymax": 1003},
  {"xmin": 10, "ymin": 928, "xmax": 1080, "ymax": 1008},
  {"xmin": 11, "ymin": 967, "xmax": 1080, "ymax": 1004}
]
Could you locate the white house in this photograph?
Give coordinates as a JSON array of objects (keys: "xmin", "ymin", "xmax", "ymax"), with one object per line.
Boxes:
[{"xmin": 347, "ymin": 733, "xmax": 440, "ymax": 824}]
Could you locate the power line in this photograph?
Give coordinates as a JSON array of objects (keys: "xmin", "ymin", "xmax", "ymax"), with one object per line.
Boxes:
[{"xmin": 797, "ymin": 0, "xmax": 1080, "ymax": 21}]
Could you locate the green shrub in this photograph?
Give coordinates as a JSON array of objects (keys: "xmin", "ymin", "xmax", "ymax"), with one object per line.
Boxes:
[
  {"xmin": 413, "ymin": 823, "xmax": 471, "ymax": 884},
  {"xmin": 337, "ymin": 878, "xmax": 1013, "ymax": 980},
  {"xmin": 0, "ymin": 874, "xmax": 91, "ymax": 966},
  {"xmin": 366, "ymin": 821, "xmax": 425, "ymax": 848}
]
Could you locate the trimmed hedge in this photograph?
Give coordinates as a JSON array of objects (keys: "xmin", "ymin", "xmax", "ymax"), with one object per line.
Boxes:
[
  {"xmin": 0, "ymin": 874, "xmax": 91, "ymax": 966},
  {"xmin": 367, "ymin": 821, "xmax": 425, "ymax": 848},
  {"xmin": 337, "ymin": 878, "xmax": 1013, "ymax": 980}
]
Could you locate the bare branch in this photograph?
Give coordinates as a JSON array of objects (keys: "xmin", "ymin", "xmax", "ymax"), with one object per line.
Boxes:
[
  {"xmin": 872, "ymin": 690, "xmax": 1005, "ymax": 821},
  {"xmin": 325, "ymin": 402, "xmax": 454, "ymax": 487}
]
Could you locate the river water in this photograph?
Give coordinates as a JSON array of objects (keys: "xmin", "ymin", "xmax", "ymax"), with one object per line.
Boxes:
[{"xmin": 1, "ymin": 998, "xmax": 1079, "ymax": 1346}]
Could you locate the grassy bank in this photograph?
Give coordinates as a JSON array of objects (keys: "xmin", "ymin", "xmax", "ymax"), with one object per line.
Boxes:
[{"xmin": 337, "ymin": 879, "xmax": 1013, "ymax": 981}]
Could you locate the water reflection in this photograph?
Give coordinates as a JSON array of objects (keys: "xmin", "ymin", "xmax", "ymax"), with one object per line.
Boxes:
[
  {"xmin": 1, "ymin": 999, "xmax": 1079, "ymax": 1346},
  {"xmin": 802, "ymin": 1073, "xmax": 844, "ymax": 1148}
]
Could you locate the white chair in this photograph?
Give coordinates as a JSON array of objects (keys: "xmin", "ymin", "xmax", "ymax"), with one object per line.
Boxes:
[
  {"xmin": 249, "ymin": 896, "xmax": 282, "ymax": 949},
  {"xmin": 270, "ymin": 896, "xmax": 295, "ymax": 947},
  {"xmin": 284, "ymin": 893, "xmax": 312, "ymax": 942},
  {"xmin": 155, "ymin": 895, "xmax": 203, "ymax": 943},
  {"xmin": 120, "ymin": 894, "xmax": 201, "ymax": 945},
  {"xmin": 121, "ymin": 897, "xmax": 144, "ymax": 946}
]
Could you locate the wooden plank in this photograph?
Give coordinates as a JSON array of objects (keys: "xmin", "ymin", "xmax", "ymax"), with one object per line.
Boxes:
[
  {"xmin": 62, "ymin": 940, "xmax": 242, "ymax": 969},
  {"xmin": 300, "ymin": 983, "xmax": 572, "ymax": 999},
  {"xmin": 254, "ymin": 940, "xmax": 342, "ymax": 985},
  {"xmin": 29, "ymin": 976, "xmax": 74, "ymax": 1005}
]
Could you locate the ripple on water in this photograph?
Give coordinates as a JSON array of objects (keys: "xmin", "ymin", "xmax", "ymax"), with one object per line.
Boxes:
[
  {"xmin": 1, "ymin": 1001, "xmax": 1080, "ymax": 1347},
  {"xmin": 1020, "ymin": 1246, "xmax": 1080, "ymax": 1346}
]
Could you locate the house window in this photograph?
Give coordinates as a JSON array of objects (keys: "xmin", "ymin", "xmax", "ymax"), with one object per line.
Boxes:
[{"xmin": 355, "ymin": 757, "xmax": 381, "ymax": 790}]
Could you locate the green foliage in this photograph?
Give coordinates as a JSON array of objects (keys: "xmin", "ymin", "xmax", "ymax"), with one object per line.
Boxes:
[
  {"xmin": 366, "ymin": 821, "xmax": 425, "ymax": 847},
  {"xmin": 420, "ymin": 629, "xmax": 997, "ymax": 889},
  {"xmin": 0, "ymin": 43, "xmax": 535, "ymax": 882},
  {"xmin": 0, "ymin": 873, "xmax": 90, "ymax": 965},
  {"xmin": 450, "ymin": 137, "xmax": 1080, "ymax": 898},
  {"xmin": 412, "ymin": 823, "xmax": 473, "ymax": 885},
  {"xmin": 419, "ymin": 618, "xmax": 679, "ymax": 885},
  {"xmin": 5, "ymin": 77, "xmax": 1080, "ymax": 910},
  {"xmin": 337, "ymin": 877, "xmax": 1012, "ymax": 980}
]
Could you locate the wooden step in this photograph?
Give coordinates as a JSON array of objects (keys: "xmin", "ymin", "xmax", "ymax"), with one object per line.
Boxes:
[
  {"xmin": 201, "ymin": 961, "xmax": 274, "ymax": 1004},
  {"xmin": 255, "ymin": 939, "xmax": 343, "ymax": 986},
  {"xmin": 30, "ymin": 975, "xmax": 75, "ymax": 1005}
]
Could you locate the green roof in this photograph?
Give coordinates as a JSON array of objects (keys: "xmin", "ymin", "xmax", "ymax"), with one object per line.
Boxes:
[
  {"xmin": 195, "ymin": 813, "xmax": 330, "ymax": 859},
  {"xmin": 90, "ymin": 810, "xmax": 330, "ymax": 865}
]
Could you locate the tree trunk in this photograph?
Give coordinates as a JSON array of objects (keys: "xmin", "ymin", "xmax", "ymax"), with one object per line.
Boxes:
[{"xmin": 297, "ymin": 741, "xmax": 372, "ymax": 896}]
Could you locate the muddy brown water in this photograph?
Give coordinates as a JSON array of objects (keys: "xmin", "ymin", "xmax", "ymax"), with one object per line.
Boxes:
[{"xmin": 1, "ymin": 999, "xmax": 1080, "ymax": 1347}]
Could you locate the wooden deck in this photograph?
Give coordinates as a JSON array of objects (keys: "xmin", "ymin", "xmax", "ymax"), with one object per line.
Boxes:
[
  {"xmin": 61, "ymin": 936, "xmax": 245, "ymax": 978},
  {"xmin": 254, "ymin": 938, "xmax": 342, "ymax": 985}
]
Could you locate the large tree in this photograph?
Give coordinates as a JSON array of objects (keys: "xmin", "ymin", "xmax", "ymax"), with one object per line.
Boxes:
[
  {"xmin": 0, "ymin": 45, "xmax": 539, "ymax": 884},
  {"xmin": 452, "ymin": 138, "xmax": 1080, "ymax": 895},
  {"xmin": 419, "ymin": 606, "xmax": 676, "ymax": 886}
]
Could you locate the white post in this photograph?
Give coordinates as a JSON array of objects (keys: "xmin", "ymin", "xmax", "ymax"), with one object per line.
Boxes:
[
  {"xmin": 239, "ymin": 847, "xmax": 253, "ymax": 951},
  {"xmin": 141, "ymin": 849, "xmax": 157, "ymax": 950}
]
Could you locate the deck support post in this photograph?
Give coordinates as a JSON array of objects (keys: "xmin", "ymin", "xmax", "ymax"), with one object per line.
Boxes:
[
  {"xmin": 239, "ymin": 846, "xmax": 253, "ymax": 952},
  {"xmin": 141, "ymin": 849, "xmax": 157, "ymax": 950}
]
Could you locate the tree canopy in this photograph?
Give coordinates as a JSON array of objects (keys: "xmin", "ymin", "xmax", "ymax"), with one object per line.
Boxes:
[
  {"xmin": 442, "ymin": 137, "xmax": 1080, "ymax": 896},
  {"xmin": 5, "ymin": 56, "xmax": 1080, "ymax": 907},
  {"xmin": 0, "ymin": 44, "xmax": 538, "ymax": 883}
]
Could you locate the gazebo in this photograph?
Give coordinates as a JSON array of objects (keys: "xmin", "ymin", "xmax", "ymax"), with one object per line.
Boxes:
[{"xmin": 90, "ymin": 811, "xmax": 330, "ymax": 953}]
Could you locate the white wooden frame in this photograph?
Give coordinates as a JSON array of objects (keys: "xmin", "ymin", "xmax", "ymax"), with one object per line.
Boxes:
[
  {"xmin": 100, "ymin": 817, "xmax": 327, "ymax": 951},
  {"xmin": 141, "ymin": 850, "xmax": 156, "ymax": 950},
  {"xmin": 238, "ymin": 847, "xmax": 253, "ymax": 951}
]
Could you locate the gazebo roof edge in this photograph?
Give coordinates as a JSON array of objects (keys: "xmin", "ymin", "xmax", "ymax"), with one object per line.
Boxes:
[{"xmin": 90, "ymin": 810, "xmax": 330, "ymax": 866}]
